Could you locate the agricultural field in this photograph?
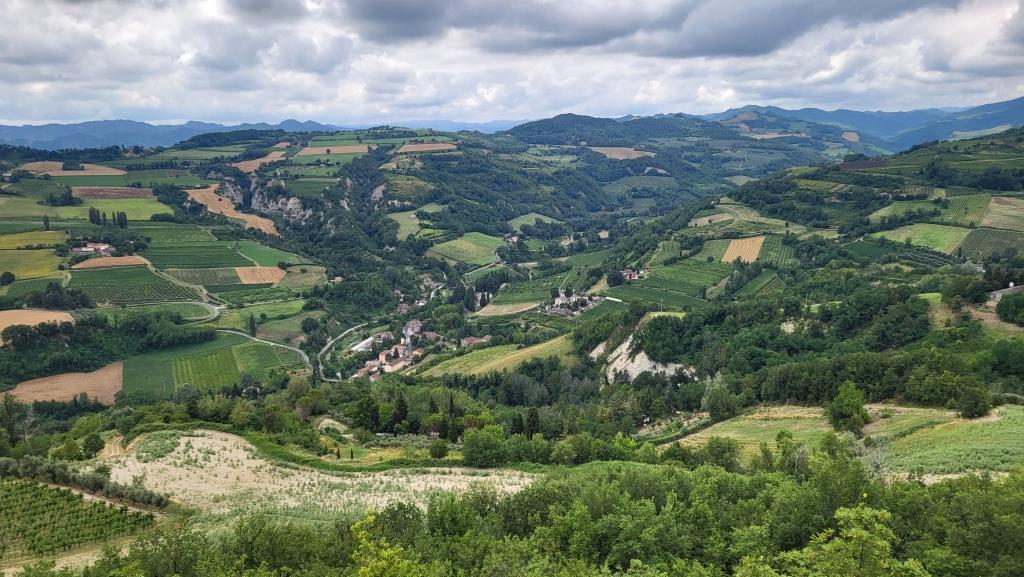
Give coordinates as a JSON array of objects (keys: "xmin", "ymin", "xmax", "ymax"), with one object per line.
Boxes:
[
  {"xmin": 939, "ymin": 195, "xmax": 991, "ymax": 226},
  {"xmin": 0, "ymin": 248, "xmax": 62, "ymax": 279},
  {"xmin": 131, "ymin": 225, "xmax": 216, "ymax": 242},
  {"xmin": 69, "ymin": 266, "xmax": 200, "ymax": 304},
  {"xmin": 690, "ymin": 239, "xmax": 731, "ymax": 261},
  {"xmin": 396, "ymin": 142, "xmax": 457, "ymax": 153},
  {"xmin": 385, "ymin": 175, "xmax": 434, "ymax": 197},
  {"xmin": 121, "ymin": 333, "xmax": 304, "ymax": 397},
  {"xmin": 602, "ymin": 176, "xmax": 677, "ymax": 195},
  {"xmin": 214, "ymin": 287, "xmax": 295, "ymax": 305},
  {"xmin": 588, "ymin": 147, "xmax": 655, "ymax": 159},
  {"xmin": 83, "ymin": 302, "xmax": 214, "ymax": 323},
  {"xmin": 509, "ymin": 212, "xmax": 562, "ymax": 231},
  {"xmin": 955, "ymin": 228, "xmax": 1024, "ymax": 260},
  {"xmin": 489, "ymin": 269, "xmax": 587, "ymax": 306},
  {"xmin": 71, "ymin": 256, "xmax": 150, "ymax": 269},
  {"xmin": 10, "ymin": 361, "xmax": 123, "ymax": 405},
  {"xmin": 201, "ymin": 299, "xmax": 306, "ymax": 332},
  {"xmin": 677, "ymin": 406, "xmax": 831, "ymax": 456},
  {"xmin": 602, "ymin": 283, "xmax": 708, "ymax": 310},
  {"xmin": 284, "ymin": 179, "xmax": 336, "ymax": 198},
  {"xmin": 561, "ymin": 248, "xmax": 614, "ymax": 267},
  {"xmin": 0, "ymin": 230, "xmax": 66, "ymax": 249},
  {"xmin": 981, "ymin": 196, "xmax": 1024, "ymax": 231},
  {"xmin": 636, "ymin": 260, "xmax": 733, "ymax": 299},
  {"xmin": 421, "ymin": 335, "xmax": 573, "ymax": 377},
  {"xmin": 386, "ymin": 203, "xmax": 445, "ymax": 239},
  {"xmin": 257, "ymin": 310, "xmax": 326, "ymax": 345},
  {"xmin": 428, "ymin": 232, "xmax": 504, "ymax": 266},
  {"xmin": 0, "ymin": 481, "xmax": 154, "ymax": 563},
  {"xmin": 288, "ymin": 153, "xmax": 362, "ymax": 166},
  {"xmin": 2, "ymin": 277, "xmax": 60, "ymax": 298},
  {"xmin": 734, "ymin": 272, "xmax": 785, "ymax": 297},
  {"xmin": 163, "ymin": 267, "xmax": 242, "ymax": 285},
  {"xmin": 235, "ymin": 240, "xmax": 307, "ymax": 266},
  {"xmin": 871, "ymin": 223, "xmax": 970, "ymax": 254},
  {"xmin": 143, "ymin": 243, "xmax": 251, "ymax": 268},
  {"xmin": 276, "ymin": 265, "xmax": 327, "ymax": 290},
  {"xmin": 0, "ymin": 196, "xmax": 171, "ymax": 220},
  {"xmin": 0, "ymin": 309, "xmax": 73, "ymax": 339},
  {"xmin": 756, "ymin": 234, "xmax": 796, "ymax": 266},
  {"xmin": 721, "ymin": 236, "xmax": 764, "ymax": 263}
]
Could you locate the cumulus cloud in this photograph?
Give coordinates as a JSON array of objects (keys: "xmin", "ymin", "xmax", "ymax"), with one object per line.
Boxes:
[{"xmin": 0, "ymin": 0, "xmax": 1021, "ymax": 124}]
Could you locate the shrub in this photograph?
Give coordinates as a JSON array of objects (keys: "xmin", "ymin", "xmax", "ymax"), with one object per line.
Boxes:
[
  {"xmin": 429, "ymin": 438, "xmax": 448, "ymax": 459},
  {"xmin": 959, "ymin": 387, "xmax": 992, "ymax": 419}
]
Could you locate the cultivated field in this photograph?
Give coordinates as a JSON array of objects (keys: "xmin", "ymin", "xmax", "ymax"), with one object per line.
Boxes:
[
  {"xmin": 981, "ymin": 196, "xmax": 1024, "ymax": 231},
  {"xmin": 19, "ymin": 161, "xmax": 126, "ymax": 176},
  {"xmin": 588, "ymin": 147, "xmax": 656, "ymax": 159},
  {"xmin": 71, "ymin": 255, "xmax": 151, "ymax": 269},
  {"xmin": 428, "ymin": 232, "xmax": 503, "ymax": 265},
  {"xmin": 163, "ymin": 267, "xmax": 241, "ymax": 285},
  {"xmin": 71, "ymin": 187, "xmax": 153, "ymax": 199},
  {"xmin": 757, "ymin": 235, "xmax": 796, "ymax": 266},
  {"xmin": 397, "ymin": 142, "xmax": 457, "ymax": 153},
  {"xmin": 721, "ymin": 236, "xmax": 765, "ymax": 263},
  {"xmin": 144, "ymin": 242, "xmax": 251, "ymax": 268},
  {"xmin": 871, "ymin": 223, "xmax": 970, "ymax": 254},
  {"xmin": 297, "ymin": 145, "xmax": 369, "ymax": 155},
  {"xmin": 69, "ymin": 266, "xmax": 200, "ymax": 304},
  {"xmin": 0, "ymin": 309, "xmax": 73, "ymax": 338},
  {"xmin": 688, "ymin": 213, "xmax": 733, "ymax": 227},
  {"xmin": 186, "ymin": 186, "xmax": 279, "ymax": 235},
  {"xmin": 422, "ymin": 335, "xmax": 573, "ymax": 377},
  {"xmin": 0, "ymin": 231, "xmax": 66, "ymax": 249},
  {"xmin": 476, "ymin": 301, "xmax": 540, "ymax": 316},
  {"xmin": 85, "ymin": 302, "xmax": 214, "ymax": 323},
  {"xmin": 230, "ymin": 150, "xmax": 286, "ymax": 173},
  {"xmin": 10, "ymin": 362, "xmax": 123, "ymax": 405},
  {"xmin": 0, "ymin": 248, "xmax": 62, "ymax": 278},
  {"xmin": 509, "ymin": 212, "xmax": 562, "ymax": 231},
  {"xmin": 276, "ymin": 265, "xmax": 327, "ymax": 290},
  {"xmin": 235, "ymin": 266, "xmax": 286, "ymax": 284},
  {"xmin": 955, "ymin": 228, "xmax": 1024, "ymax": 260}
]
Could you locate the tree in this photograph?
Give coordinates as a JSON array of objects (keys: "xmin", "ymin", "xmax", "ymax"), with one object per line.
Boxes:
[
  {"xmin": 461, "ymin": 424, "xmax": 507, "ymax": 467},
  {"xmin": 82, "ymin": 433, "xmax": 105, "ymax": 458},
  {"xmin": 248, "ymin": 314, "xmax": 257, "ymax": 336},
  {"xmin": 42, "ymin": 215, "xmax": 50, "ymax": 231},
  {"xmin": 0, "ymin": 271, "xmax": 14, "ymax": 286},
  {"xmin": 300, "ymin": 316, "xmax": 320, "ymax": 334},
  {"xmin": 525, "ymin": 407, "xmax": 540, "ymax": 437},
  {"xmin": 702, "ymin": 374, "xmax": 738, "ymax": 422},
  {"xmin": 958, "ymin": 386, "xmax": 991, "ymax": 419},
  {"xmin": 353, "ymin": 397, "xmax": 382, "ymax": 432},
  {"xmin": 429, "ymin": 438, "xmax": 448, "ymax": 459},
  {"xmin": 828, "ymin": 380, "xmax": 869, "ymax": 434},
  {"xmin": 997, "ymin": 292, "xmax": 1024, "ymax": 326},
  {"xmin": 607, "ymin": 270, "xmax": 625, "ymax": 286}
]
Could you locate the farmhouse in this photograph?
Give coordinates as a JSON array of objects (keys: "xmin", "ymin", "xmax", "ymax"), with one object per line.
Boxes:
[
  {"xmin": 622, "ymin": 268, "xmax": 644, "ymax": 280},
  {"xmin": 460, "ymin": 335, "xmax": 492, "ymax": 348},
  {"xmin": 72, "ymin": 242, "xmax": 113, "ymax": 256}
]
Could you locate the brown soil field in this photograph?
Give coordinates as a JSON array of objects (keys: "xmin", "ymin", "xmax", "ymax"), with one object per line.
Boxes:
[
  {"xmin": 981, "ymin": 197, "xmax": 1024, "ymax": 231},
  {"xmin": 19, "ymin": 161, "xmax": 126, "ymax": 176},
  {"xmin": 842, "ymin": 131, "xmax": 861, "ymax": 142},
  {"xmin": 187, "ymin": 185, "xmax": 279, "ymax": 236},
  {"xmin": 688, "ymin": 213, "xmax": 734, "ymax": 227},
  {"xmin": 588, "ymin": 147, "xmax": 655, "ymax": 159},
  {"xmin": 71, "ymin": 186, "xmax": 153, "ymax": 199},
  {"xmin": 477, "ymin": 301, "xmax": 540, "ymax": 316},
  {"xmin": 235, "ymin": 266, "xmax": 286, "ymax": 284},
  {"xmin": 104, "ymin": 430, "xmax": 533, "ymax": 513},
  {"xmin": 397, "ymin": 142, "xmax": 457, "ymax": 153},
  {"xmin": 10, "ymin": 362, "xmax": 122, "ymax": 405},
  {"xmin": 722, "ymin": 236, "xmax": 765, "ymax": 263},
  {"xmin": 71, "ymin": 255, "xmax": 151, "ymax": 269},
  {"xmin": 231, "ymin": 151, "xmax": 286, "ymax": 174},
  {"xmin": 273, "ymin": 141, "xmax": 291, "ymax": 148},
  {"xmin": 297, "ymin": 145, "xmax": 369, "ymax": 155},
  {"xmin": 0, "ymin": 309, "xmax": 73, "ymax": 338}
]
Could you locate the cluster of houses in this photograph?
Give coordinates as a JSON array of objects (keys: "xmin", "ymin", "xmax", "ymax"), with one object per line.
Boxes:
[
  {"xmin": 350, "ymin": 318, "xmax": 494, "ymax": 380},
  {"xmin": 71, "ymin": 242, "xmax": 113, "ymax": 256},
  {"xmin": 545, "ymin": 291, "xmax": 605, "ymax": 316}
]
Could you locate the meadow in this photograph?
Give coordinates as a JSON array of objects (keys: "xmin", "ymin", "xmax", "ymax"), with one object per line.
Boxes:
[
  {"xmin": 871, "ymin": 223, "xmax": 970, "ymax": 254},
  {"xmin": 422, "ymin": 335, "xmax": 573, "ymax": 377},
  {"xmin": 0, "ymin": 249, "xmax": 63, "ymax": 279},
  {"xmin": 509, "ymin": 212, "xmax": 562, "ymax": 231},
  {"xmin": 69, "ymin": 266, "xmax": 200, "ymax": 304},
  {"xmin": 601, "ymin": 176, "xmax": 677, "ymax": 195},
  {"xmin": 284, "ymin": 179, "xmax": 336, "ymax": 198},
  {"xmin": 0, "ymin": 196, "xmax": 171, "ymax": 220},
  {"xmin": 201, "ymin": 299, "xmax": 306, "ymax": 332},
  {"xmin": 386, "ymin": 203, "xmax": 444, "ymax": 239},
  {"xmin": 428, "ymin": 232, "xmax": 504, "ymax": 266},
  {"xmin": 235, "ymin": 240, "xmax": 307, "ymax": 266},
  {"xmin": 83, "ymin": 302, "xmax": 214, "ymax": 323},
  {"xmin": 981, "ymin": 196, "xmax": 1024, "ymax": 231},
  {"xmin": 0, "ymin": 230, "xmax": 66, "ymax": 249}
]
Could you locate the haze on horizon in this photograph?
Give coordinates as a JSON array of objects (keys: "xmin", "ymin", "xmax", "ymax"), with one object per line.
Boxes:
[{"xmin": 2, "ymin": 0, "xmax": 1022, "ymax": 126}]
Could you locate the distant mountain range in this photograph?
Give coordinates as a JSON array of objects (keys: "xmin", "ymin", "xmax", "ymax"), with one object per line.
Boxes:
[{"xmin": 4, "ymin": 95, "xmax": 1022, "ymax": 151}]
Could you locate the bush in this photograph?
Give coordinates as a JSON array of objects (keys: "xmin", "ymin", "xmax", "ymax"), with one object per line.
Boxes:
[
  {"xmin": 828, "ymin": 381, "xmax": 870, "ymax": 435},
  {"xmin": 429, "ymin": 438, "xmax": 449, "ymax": 459},
  {"xmin": 462, "ymin": 425, "xmax": 507, "ymax": 467},
  {"xmin": 959, "ymin": 387, "xmax": 992, "ymax": 419},
  {"xmin": 996, "ymin": 292, "xmax": 1024, "ymax": 326}
]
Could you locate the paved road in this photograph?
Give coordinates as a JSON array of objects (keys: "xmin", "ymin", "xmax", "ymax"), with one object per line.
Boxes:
[
  {"xmin": 216, "ymin": 329, "xmax": 310, "ymax": 366},
  {"xmin": 317, "ymin": 322, "xmax": 369, "ymax": 382}
]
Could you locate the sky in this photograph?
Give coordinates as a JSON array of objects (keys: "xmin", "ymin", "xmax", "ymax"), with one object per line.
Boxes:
[{"xmin": 1, "ymin": 0, "xmax": 1022, "ymax": 125}]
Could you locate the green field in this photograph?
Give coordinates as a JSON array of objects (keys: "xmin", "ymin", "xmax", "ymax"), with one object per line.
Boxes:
[
  {"xmin": 0, "ymin": 480, "xmax": 154, "ymax": 561},
  {"xmin": 235, "ymin": 240, "xmax": 306, "ymax": 266},
  {"xmin": 202, "ymin": 299, "xmax": 306, "ymax": 332},
  {"xmin": 284, "ymin": 179, "xmax": 336, "ymax": 198},
  {"xmin": 678, "ymin": 406, "xmax": 832, "ymax": 456},
  {"xmin": 132, "ymin": 225, "xmax": 216, "ymax": 242},
  {"xmin": 257, "ymin": 310, "xmax": 326, "ymax": 345},
  {"xmin": 981, "ymin": 196, "xmax": 1024, "ymax": 231},
  {"xmin": 634, "ymin": 260, "xmax": 734, "ymax": 298},
  {"xmin": 690, "ymin": 239, "xmax": 731, "ymax": 261},
  {"xmin": 490, "ymin": 270, "xmax": 585, "ymax": 305},
  {"xmin": 386, "ymin": 203, "xmax": 444, "ymax": 239},
  {"xmin": 871, "ymin": 223, "xmax": 970, "ymax": 254},
  {"xmin": 122, "ymin": 333, "xmax": 303, "ymax": 397},
  {"xmin": 289, "ymin": 153, "xmax": 362, "ymax": 166},
  {"xmin": 276, "ymin": 265, "xmax": 327, "ymax": 290},
  {"xmin": 144, "ymin": 243, "xmax": 251, "ymax": 268},
  {"xmin": 164, "ymin": 267, "xmax": 242, "ymax": 285},
  {"xmin": 602, "ymin": 284, "xmax": 708, "ymax": 310},
  {"xmin": 562, "ymin": 248, "xmax": 614, "ymax": 267},
  {"xmin": 955, "ymin": 228, "xmax": 1024, "ymax": 260},
  {"xmin": 602, "ymin": 176, "xmax": 677, "ymax": 195},
  {"xmin": 52, "ymin": 169, "xmax": 213, "ymax": 187},
  {"xmin": 428, "ymin": 232, "xmax": 504, "ymax": 265},
  {"xmin": 1, "ymin": 277, "xmax": 60, "ymax": 297},
  {"xmin": 756, "ymin": 235, "xmax": 796, "ymax": 266},
  {"xmin": 84, "ymin": 302, "xmax": 213, "ymax": 322},
  {"xmin": 509, "ymin": 212, "xmax": 562, "ymax": 231},
  {"xmin": 215, "ymin": 287, "xmax": 295, "ymax": 305},
  {"xmin": 0, "ymin": 230, "xmax": 66, "ymax": 249},
  {"xmin": 69, "ymin": 266, "xmax": 200, "ymax": 304},
  {"xmin": 0, "ymin": 196, "xmax": 171, "ymax": 220},
  {"xmin": 0, "ymin": 249, "xmax": 63, "ymax": 279},
  {"xmin": 734, "ymin": 272, "xmax": 785, "ymax": 297},
  {"xmin": 422, "ymin": 335, "xmax": 573, "ymax": 377}
]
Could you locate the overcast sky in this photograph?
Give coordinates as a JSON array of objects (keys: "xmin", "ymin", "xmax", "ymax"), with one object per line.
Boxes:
[{"xmin": 2, "ymin": 0, "xmax": 1022, "ymax": 125}]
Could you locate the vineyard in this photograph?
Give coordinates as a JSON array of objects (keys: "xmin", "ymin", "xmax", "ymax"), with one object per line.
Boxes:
[
  {"xmin": 937, "ymin": 195, "xmax": 990, "ymax": 227},
  {"xmin": 84, "ymin": 302, "xmax": 213, "ymax": 323},
  {"xmin": 69, "ymin": 266, "xmax": 201, "ymax": 304},
  {"xmin": 955, "ymin": 228, "xmax": 1024, "ymax": 261},
  {"xmin": 215, "ymin": 287, "xmax": 296, "ymax": 305},
  {"xmin": 2, "ymin": 278, "xmax": 59, "ymax": 298},
  {"xmin": 164, "ymin": 267, "xmax": 243, "ymax": 285},
  {"xmin": 756, "ymin": 235, "xmax": 796, "ymax": 267},
  {"xmin": 734, "ymin": 272, "xmax": 785, "ymax": 298},
  {"xmin": 0, "ymin": 480, "xmax": 154, "ymax": 561},
  {"xmin": 143, "ymin": 243, "xmax": 251, "ymax": 268}
]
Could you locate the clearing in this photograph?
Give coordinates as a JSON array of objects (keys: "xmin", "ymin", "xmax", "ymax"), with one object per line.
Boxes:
[
  {"xmin": 428, "ymin": 232, "xmax": 504, "ymax": 266},
  {"xmin": 297, "ymin": 145, "xmax": 369, "ymax": 155},
  {"xmin": 588, "ymin": 147, "xmax": 656, "ymax": 160},
  {"xmin": 71, "ymin": 255, "xmax": 151, "ymax": 269},
  {"xmin": 71, "ymin": 187, "xmax": 153, "ymax": 199},
  {"xmin": 0, "ymin": 309, "xmax": 73, "ymax": 338},
  {"xmin": 230, "ymin": 151, "xmax": 286, "ymax": 174},
  {"xmin": 397, "ymin": 142, "xmax": 457, "ymax": 153},
  {"xmin": 476, "ymin": 301, "xmax": 540, "ymax": 316},
  {"xmin": 186, "ymin": 186, "xmax": 279, "ymax": 236},
  {"xmin": 235, "ymin": 266, "xmax": 286, "ymax": 284},
  {"xmin": 981, "ymin": 196, "xmax": 1024, "ymax": 231},
  {"xmin": 721, "ymin": 236, "xmax": 765, "ymax": 263},
  {"xmin": 104, "ymin": 430, "xmax": 533, "ymax": 518},
  {"xmin": 19, "ymin": 161, "xmax": 126, "ymax": 176},
  {"xmin": 421, "ymin": 335, "xmax": 574, "ymax": 377},
  {"xmin": 871, "ymin": 223, "xmax": 970, "ymax": 254},
  {"xmin": 10, "ymin": 362, "xmax": 123, "ymax": 405}
]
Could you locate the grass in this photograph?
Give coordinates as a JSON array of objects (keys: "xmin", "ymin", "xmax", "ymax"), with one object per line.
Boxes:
[
  {"xmin": 691, "ymin": 239, "xmax": 730, "ymax": 261},
  {"xmin": 133, "ymin": 225, "xmax": 216, "ymax": 242},
  {"xmin": 509, "ymin": 212, "xmax": 562, "ymax": 232},
  {"xmin": 883, "ymin": 405, "xmax": 1024, "ymax": 474},
  {"xmin": 562, "ymin": 248, "xmax": 615, "ymax": 267},
  {"xmin": 276, "ymin": 265, "xmax": 327, "ymax": 290},
  {"xmin": 428, "ymin": 232, "xmax": 504, "ymax": 266},
  {"xmin": 235, "ymin": 241, "xmax": 306, "ymax": 266},
  {"xmin": 982, "ymin": 197, "xmax": 1024, "ymax": 231},
  {"xmin": 201, "ymin": 299, "xmax": 306, "ymax": 332},
  {"xmin": 52, "ymin": 169, "xmax": 213, "ymax": 188},
  {"xmin": 122, "ymin": 333, "xmax": 248, "ymax": 398},
  {"xmin": 0, "ymin": 230, "xmax": 66, "ymax": 249},
  {"xmin": 2, "ymin": 277, "xmax": 60, "ymax": 297},
  {"xmin": 677, "ymin": 406, "xmax": 831, "ymax": 456},
  {"xmin": 257, "ymin": 310, "xmax": 326, "ymax": 345},
  {"xmin": 955, "ymin": 228, "xmax": 1024, "ymax": 260},
  {"xmin": 0, "ymin": 196, "xmax": 171, "ymax": 220},
  {"xmin": 69, "ymin": 266, "xmax": 200, "ymax": 304},
  {"xmin": 422, "ymin": 335, "xmax": 574, "ymax": 377},
  {"xmin": 172, "ymin": 347, "xmax": 241, "ymax": 389},
  {"xmin": 284, "ymin": 179, "xmax": 336, "ymax": 198},
  {"xmin": 386, "ymin": 203, "xmax": 445, "ymax": 240},
  {"xmin": 85, "ymin": 302, "xmax": 213, "ymax": 323},
  {"xmin": 0, "ymin": 249, "xmax": 63, "ymax": 279},
  {"xmin": 215, "ymin": 287, "xmax": 295, "ymax": 305},
  {"xmin": 601, "ymin": 176, "xmax": 677, "ymax": 195},
  {"xmin": 602, "ymin": 284, "xmax": 708, "ymax": 310},
  {"xmin": 871, "ymin": 223, "xmax": 971, "ymax": 254}
]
